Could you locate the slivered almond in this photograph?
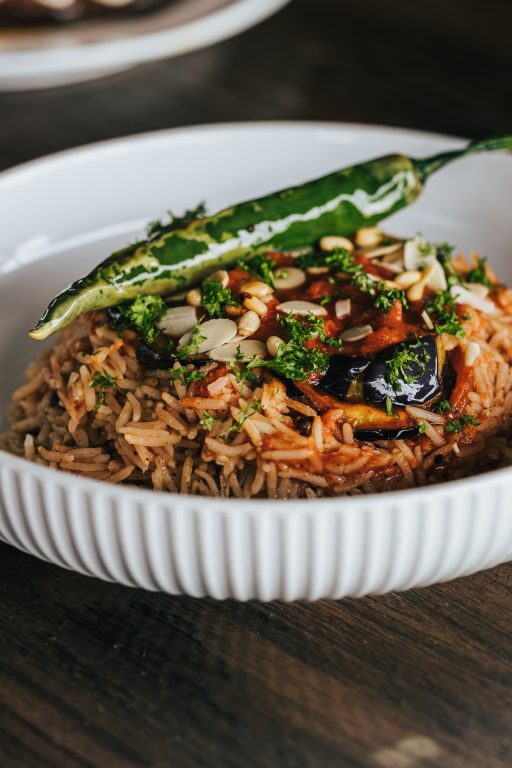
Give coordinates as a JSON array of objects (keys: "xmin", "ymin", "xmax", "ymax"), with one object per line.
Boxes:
[
  {"xmin": 340, "ymin": 325, "xmax": 373, "ymax": 342},
  {"xmin": 276, "ymin": 300, "xmax": 327, "ymax": 316},
  {"xmin": 178, "ymin": 319, "xmax": 237, "ymax": 354}
]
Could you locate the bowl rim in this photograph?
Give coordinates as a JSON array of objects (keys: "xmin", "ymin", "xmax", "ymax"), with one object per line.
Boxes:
[{"xmin": 2, "ymin": 118, "xmax": 512, "ymax": 513}]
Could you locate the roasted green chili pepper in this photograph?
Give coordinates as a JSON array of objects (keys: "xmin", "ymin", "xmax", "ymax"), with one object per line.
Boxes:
[{"xmin": 30, "ymin": 134, "xmax": 512, "ymax": 340}]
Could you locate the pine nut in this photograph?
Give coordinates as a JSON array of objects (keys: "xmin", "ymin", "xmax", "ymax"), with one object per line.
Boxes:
[
  {"xmin": 267, "ymin": 336, "xmax": 285, "ymax": 357},
  {"xmin": 307, "ymin": 266, "xmax": 331, "ymax": 275},
  {"xmin": 396, "ymin": 269, "xmax": 422, "ymax": 288},
  {"xmin": 244, "ymin": 296, "xmax": 268, "ymax": 316},
  {"xmin": 186, "ymin": 288, "xmax": 202, "ymax": 307},
  {"xmin": 355, "ymin": 227, "xmax": 382, "ymax": 248},
  {"xmin": 242, "ymin": 280, "xmax": 273, "ymax": 298},
  {"xmin": 237, "ymin": 310, "xmax": 260, "ymax": 337},
  {"xmin": 208, "ymin": 269, "xmax": 229, "ymax": 288},
  {"xmin": 407, "ymin": 264, "xmax": 435, "ymax": 302},
  {"xmin": 225, "ymin": 304, "xmax": 245, "ymax": 318},
  {"xmin": 319, "ymin": 235, "xmax": 354, "ymax": 253}
]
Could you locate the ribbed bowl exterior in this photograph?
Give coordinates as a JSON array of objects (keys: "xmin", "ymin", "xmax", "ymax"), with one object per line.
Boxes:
[{"xmin": 1, "ymin": 454, "xmax": 511, "ymax": 600}]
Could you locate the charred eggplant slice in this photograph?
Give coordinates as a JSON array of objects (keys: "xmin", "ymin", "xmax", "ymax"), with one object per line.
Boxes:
[
  {"xmin": 364, "ymin": 335, "xmax": 442, "ymax": 407},
  {"xmin": 136, "ymin": 342, "xmax": 175, "ymax": 370},
  {"xmin": 291, "ymin": 380, "xmax": 418, "ymax": 440},
  {"xmin": 340, "ymin": 402, "xmax": 419, "ymax": 441},
  {"xmin": 321, "ymin": 355, "xmax": 371, "ymax": 399}
]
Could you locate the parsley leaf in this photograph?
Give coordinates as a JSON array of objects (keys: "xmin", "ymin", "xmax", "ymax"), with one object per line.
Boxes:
[
  {"xmin": 425, "ymin": 290, "xmax": 466, "ymax": 338},
  {"xmin": 386, "ymin": 337, "xmax": 431, "ymax": 392},
  {"xmin": 169, "ymin": 366, "xmax": 206, "ymax": 385},
  {"xmin": 178, "ymin": 320, "xmax": 206, "ymax": 360},
  {"xmin": 254, "ymin": 339, "xmax": 328, "ymax": 382},
  {"xmin": 237, "ymin": 252, "xmax": 276, "ymax": 288},
  {"xmin": 201, "ymin": 278, "xmax": 237, "ymax": 318},
  {"xmin": 200, "ymin": 411, "xmax": 222, "ymax": 431},
  {"xmin": 433, "ymin": 399, "xmax": 452, "ymax": 414},
  {"xmin": 445, "ymin": 414, "xmax": 480, "ymax": 433},
  {"xmin": 120, "ymin": 294, "xmax": 167, "ymax": 343},
  {"xmin": 219, "ymin": 400, "xmax": 262, "ymax": 441},
  {"xmin": 418, "ymin": 421, "xmax": 428, "ymax": 434},
  {"xmin": 466, "ymin": 257, "xmax": 493, "ymax": 290},
  {"xmin": 89, "ymin": 368, "xmax": 116, "ymax": 408},
  {"xmin": 323, "ymin": 247, "xmax": 408, "ymax": 313}
]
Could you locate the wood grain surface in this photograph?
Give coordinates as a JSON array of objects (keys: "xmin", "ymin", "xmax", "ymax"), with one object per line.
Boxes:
[{"xmin": 1, "ymin": 1, "xmax": 512, "ymax": 766}]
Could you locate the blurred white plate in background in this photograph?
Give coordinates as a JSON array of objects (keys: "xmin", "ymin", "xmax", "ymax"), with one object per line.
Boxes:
[{"xmin": 0, "ymin": 0, "xmax": 290, "ymax": 91}]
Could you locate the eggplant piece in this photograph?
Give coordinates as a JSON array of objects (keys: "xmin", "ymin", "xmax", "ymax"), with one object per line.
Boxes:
[
  {"xmin": 321, "ymin": 355, "xmax": 371, "ymax": 399},
  {"xmin": 136, "ymin": 342, "xmax": 210, "ymax": 370},
  {"xmin": 290, "ymin": 380, "xmax": 418, "ymax": 440},
  {"xmin": 340, "ymin": 402, "xmax": 419, "ymax": 441},
  {"xmin": 136, "ymin": 343, "xmax": 175, "ymax": 370},
  {"xmin": 364, "ymin": 335, "xmax": 441, "ymax": 407}
]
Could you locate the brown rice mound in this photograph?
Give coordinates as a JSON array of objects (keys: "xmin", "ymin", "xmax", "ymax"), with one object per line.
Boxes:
[{"xmin": 3, "ymin": 297, "xmax": 512, "ymax": 499}]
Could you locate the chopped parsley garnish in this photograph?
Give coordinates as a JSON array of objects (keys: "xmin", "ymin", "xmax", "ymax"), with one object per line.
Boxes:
[
  {"xmin": 436, "ymin": 242, "xmax": 455, "ymax": 261},
  {"xmin": 169, "ymin": 366, "xmax": 206, "ymax": 385},
  {"xmin": 254, "ymin": 338, "xmax": 328, "ymax": 382},
  {"xmin": 120, "ymin": 294, "xmax": 167, "ymax": 343},
  {"xmin": 200, "ymin": 411, "xmax": 222, "ymax": 431},
  {"xmin": 229, "ymin": 345, "xmax": 261, "ymax": 385},
  {"xmin": 318, "ymin": 247, "xmax": 408, "ymax": 313},
  {"xmin": 201, "ymin": 278, "xmax": 237, "ymax": 318},
  {"xmin": 433, "ymin": 399, "xmax": 452, "ymax": 414},
  {"xmin": 425, "ymin": 290, "xmax": 466, "ymax": 338},
  {"xmin": 279, "ymin": 312, "xmax": 343, "ymax": 349},
  {"xmin": 219, "ymin": 400, "xmax": 262, "ymax": 441},
  {"xmin": 374, "ymin": 286, "xmax": 406, "ymax": 313},
  {"xmin": 229, "ymin": 360, "xmax": 260, "ymax": 386},
  {"xmin": 237, "ymin": 252, "xmax": 276, "ymax": 288},
  {"xmin": 245, "ymin": 313, "xmax": 332, "ymax": 381},
  {"xmin": 147, "ymin": 202, "xmax": 206, "ymax": 239},
  {"xmin": 89, "ymin": 368, "xmax": 116, "ymax": 408},
  {"xmin": 445, "ymin": 414, "xmax": 480, "ymax": 433},
  {"xmin": 466, "ymin": 257, "xmax": 493, "ymax": 290},
  {"xmin": 385, "ymin": 396, "xmax": 394, "ymax": 417},
  {"xmin": 386, "ymin": 337, "xmax": 431, "ymax": 391},
  {"xmin": 178, "ymin": 320, "xmax": 206, "ymax": 359},
  {"xmin": 418, "ymin": 421, "xmax": 428, "ymax": 434}
]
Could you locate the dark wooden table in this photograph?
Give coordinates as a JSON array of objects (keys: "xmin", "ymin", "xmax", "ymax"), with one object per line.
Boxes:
[{"xmin": 1, "ymin": 1, "xmax": 512, "ymax": 766}]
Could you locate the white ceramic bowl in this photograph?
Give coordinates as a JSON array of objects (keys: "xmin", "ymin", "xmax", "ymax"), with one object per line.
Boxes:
[
  {"xmin": 0, "ymin": 0, "xmax": 290, "ymax": 91},
  {"xmin": 1, "ymin": 122, "xmax": 512, "ymax": 600}
]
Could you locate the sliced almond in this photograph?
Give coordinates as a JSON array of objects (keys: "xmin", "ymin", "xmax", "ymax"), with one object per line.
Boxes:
[
  {"xmin": 276, "ymin": 300, "xmax": 327, "ymax": 317},
  {"xmin": 464, "ymin": 282, "xmax": 489, "ymax": 299},
  {"xmin": 335, "ymin": 299, "xmax": 351, "ymax": 319},
  {"xmin": 273, "ymin": 267, "xmax": 306, "ymax": 290},
  {"xmin": 364, "ymin": 242, "xmax": 403, "ymax": 259},
  {"xmin": 464, "ymin": 340, "xmax": 481, "ymax": 366},
  {"xmin": 450, "ymin": 284, "xmax": 496, "ymax": 315},
  {"xmin": 209, "ymin": 340, "xmax": 267, "ymax": 362},
  {"xmin": 340, "ymin": 324, "xmax": 373, "ymax": 342},
  {"xmin": 158, "ymin": 306, "xmax": 197, "ymax": 337},
  {"xmin": 178, "ymin": 319, "xmax": 237, "ymax": 354}
]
